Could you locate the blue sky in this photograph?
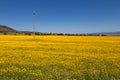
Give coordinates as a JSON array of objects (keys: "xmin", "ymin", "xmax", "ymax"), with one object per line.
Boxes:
[{"xmin": 0, "ymin": 0, "xmax": 120, "ymax": 33}]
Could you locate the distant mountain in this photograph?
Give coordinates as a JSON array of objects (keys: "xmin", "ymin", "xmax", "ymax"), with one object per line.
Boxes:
[
  {"xmin": 0, "ymin": 25, "xmax": 120, "ymax": 36},
  {"xmin": 0, "ymin": 25, "xmax": 17, "ymax": 33},
  {"xmin": 92, "ymin": 31, "xmax": 120, "ymax": 35}
]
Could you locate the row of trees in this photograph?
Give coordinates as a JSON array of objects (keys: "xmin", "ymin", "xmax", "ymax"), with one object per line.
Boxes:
[
  {"xmin": 0, "ymin": 32, "xmax": 106, "ymax": 36},
  {"xmin": 18, "ymin": 32, "xmax": 107, "ymax": 36}
]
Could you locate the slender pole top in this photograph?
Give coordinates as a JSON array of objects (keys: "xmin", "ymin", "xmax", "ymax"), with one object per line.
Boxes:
[{"xmin": 33, "ymin": 11, "xmax": 36, "ymax": 40}]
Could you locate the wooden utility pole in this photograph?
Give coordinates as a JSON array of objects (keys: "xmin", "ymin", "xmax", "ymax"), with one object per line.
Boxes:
[{"xmin": 33, "ymin": 11, "xmax": 36, "ymax": 40}]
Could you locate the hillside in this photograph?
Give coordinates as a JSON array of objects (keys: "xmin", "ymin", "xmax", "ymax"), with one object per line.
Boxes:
[
  {"xmin": 0, "ymin": 25, "xmax": 120, "ymax": 35},
  {"xmin": 0, "ymin": 25, "xmax": 17, "ymax": 33}
]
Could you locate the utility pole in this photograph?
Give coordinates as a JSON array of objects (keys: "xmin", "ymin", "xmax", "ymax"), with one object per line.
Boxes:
[{"xmin": 33, "ymin": 11, "xmax": 36, "ymax": 40}]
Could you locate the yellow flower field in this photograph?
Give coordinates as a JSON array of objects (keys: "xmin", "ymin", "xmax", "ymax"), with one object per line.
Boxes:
[{"xmin": 0, "ymin": 35, "xmax": 120, "ymax": 80}]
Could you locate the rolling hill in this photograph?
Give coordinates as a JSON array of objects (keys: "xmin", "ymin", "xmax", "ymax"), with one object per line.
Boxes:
[
  {"xmin": 0, "ymin": 25, "xmax": 120, "ymax": 35},
  {"xmin": 0, "ymin": 25, "xmax": 17, "ymax": 33}
]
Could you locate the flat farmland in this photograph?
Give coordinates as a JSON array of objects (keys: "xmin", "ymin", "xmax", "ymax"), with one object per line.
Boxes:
[{"xmin": 0, "ymin": 35, "xmax": 120, "ymax": 80}]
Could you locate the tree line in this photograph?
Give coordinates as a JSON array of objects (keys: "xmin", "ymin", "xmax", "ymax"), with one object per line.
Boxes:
[{"xmin": 0, "ymin": 31, "xmax": 106, "ymax": 36}]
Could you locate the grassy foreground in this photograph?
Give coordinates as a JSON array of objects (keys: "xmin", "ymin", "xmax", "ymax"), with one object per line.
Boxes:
[{"xmin": 0, "ymin": 35, "xmax": 120, "ymax": 80}]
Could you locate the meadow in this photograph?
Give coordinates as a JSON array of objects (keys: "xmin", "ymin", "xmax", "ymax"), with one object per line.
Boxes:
[{"xmin": 0, "ymin": 35, "xmax": 120, "ymax": 80}]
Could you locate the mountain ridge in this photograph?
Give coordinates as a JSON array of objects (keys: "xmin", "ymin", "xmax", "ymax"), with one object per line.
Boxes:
[
  {"xmin": 91, "ymin": 31, "xmax": 120, "ymax": 35},
  {"xmin": 0, "ymin": 25, "xmax": 120, "ymax": 35},
  {"xmin": 0, "ymin": 25, "xmax": 17, "ymax": 33}
]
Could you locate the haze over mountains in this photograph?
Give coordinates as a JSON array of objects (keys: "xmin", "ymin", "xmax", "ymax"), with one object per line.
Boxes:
[{"xmin": 0, "ymin": 25, "xmax": 120, "ymax": 35}]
